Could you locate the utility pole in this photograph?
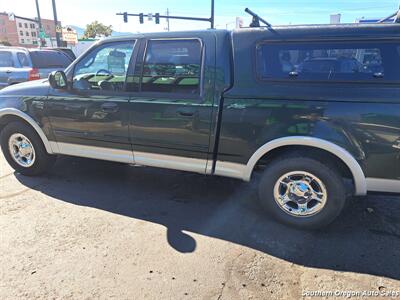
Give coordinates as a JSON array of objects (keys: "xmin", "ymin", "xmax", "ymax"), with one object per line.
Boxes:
[
  {"xmin": 166, "ymin": 8, "xmax": 170, "ymax": 31},
  {"xmin": 35, "ymin": 0, "xmax": 42, "ymax": 29},
  {"xmin": 34, "ymin": 0, "xmax": 45, "ymax": 46},
  {"xmin": 52, "ymin": 0, "xmax": 61, "ymax": 47},
  {"xmin": 210, "ymin": 0, "xmax": 215, "ymax": 29}
]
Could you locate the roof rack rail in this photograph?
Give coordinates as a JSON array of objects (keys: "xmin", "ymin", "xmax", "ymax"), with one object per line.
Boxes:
[{"xmin": 244, "ymin": 8, "xmax": 272, "ymax": 28}]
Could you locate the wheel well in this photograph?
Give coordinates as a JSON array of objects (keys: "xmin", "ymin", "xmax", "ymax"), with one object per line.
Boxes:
[
  {"xmin": 254, "ymin": 145, "xmax": 354, "ymax": 180},
  {"xmin": 0, "ymin": 115, "xmax": 34, "ymax": 135}
]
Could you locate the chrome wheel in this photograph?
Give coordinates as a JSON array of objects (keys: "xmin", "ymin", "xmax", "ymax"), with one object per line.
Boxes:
[
  {"xmin": 8, "ymin": 133, "xmax": 36, "ymax": 168},
  {"xmin": 273, "ymin": 171, "xmax": 327, "ymax": 217}
]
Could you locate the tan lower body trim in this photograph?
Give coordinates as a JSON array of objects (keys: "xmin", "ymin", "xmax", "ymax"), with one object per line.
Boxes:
[
  {"xmin": 50, "ymin": 142, "xmax": 212, "ymax": 175},
  {"xmin": 366, "ymin": 178, "xmax": 400, "ymax": 193},
  {"xmin": 134, "ymin": 151, "xmax": 210, "ymax": 175},
  {"xmin": 52, "ymin": 142, "xmax": 400, "ymax": 195},
  {"xmin": 51, "ymin": 142, "xmax": 134, "ymax": 164},
  {"xmin": 213, "ymin": 161, "xmax": 247, "ymax": 180}
]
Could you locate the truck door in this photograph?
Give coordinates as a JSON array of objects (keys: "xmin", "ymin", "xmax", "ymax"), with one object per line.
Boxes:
[
  {"xmin": 128, "ymin": 34, "xmax": 216, "ymax": 173},
  {"xmin": 45, "ymin": 40, "xmax": 138, "ymax": 163}
]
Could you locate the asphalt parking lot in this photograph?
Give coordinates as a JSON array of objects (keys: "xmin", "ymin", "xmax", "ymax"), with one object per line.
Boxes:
[{"xmin": 1, "ymin": 150, "xmax": 400, "ymax": 299}]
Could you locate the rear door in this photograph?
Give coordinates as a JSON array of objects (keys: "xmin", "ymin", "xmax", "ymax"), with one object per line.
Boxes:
[
  {"xmin": 0, "ymin": 51, "xmax": 15, "ymax": 88},
  {"xmin": 128, "ymin": 34, "xmax": 216, "ymax": 173}
]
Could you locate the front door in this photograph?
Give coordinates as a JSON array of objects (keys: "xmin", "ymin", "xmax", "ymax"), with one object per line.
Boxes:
[
  {"xmin": 128, "ymin": 36, "xmax": 216, "ymax": 173},
  {"xmin": 45, "ymin": 40, "xmax": 137, "ymax": 163}
]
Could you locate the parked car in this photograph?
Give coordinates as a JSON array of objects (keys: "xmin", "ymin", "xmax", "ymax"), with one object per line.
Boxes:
[
  {"xmin": 0, "ymin": 47, "xmax": 73, "ymax": 89},
  {"xmin": 47, "ymin": 47, "xmax": 76, "ymax": 61},
  {"xmin": 1, "ymin": 24, "xmax": 400, "ymax": 229}
]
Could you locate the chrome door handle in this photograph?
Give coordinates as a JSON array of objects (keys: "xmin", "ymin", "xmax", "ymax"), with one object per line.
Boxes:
[{"xmin": 177, "ymin": 108, "xmax": 195, "ymax": 117}]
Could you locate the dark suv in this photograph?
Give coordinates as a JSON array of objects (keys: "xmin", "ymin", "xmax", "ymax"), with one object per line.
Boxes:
[{"xmin": 0, "ymin": 24, "xmax": 399, "ymax": 229}]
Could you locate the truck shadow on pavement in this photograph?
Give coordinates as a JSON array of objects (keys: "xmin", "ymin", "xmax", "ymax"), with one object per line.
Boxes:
[{"xmin": 15, "ymin": 156, "xmax": 400, "ymax": 280}]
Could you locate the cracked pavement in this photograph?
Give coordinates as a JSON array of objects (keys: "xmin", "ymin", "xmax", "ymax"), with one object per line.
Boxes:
[{"xmin": 1, "ymin": 150, "xmax": 400, "ymax": 299}]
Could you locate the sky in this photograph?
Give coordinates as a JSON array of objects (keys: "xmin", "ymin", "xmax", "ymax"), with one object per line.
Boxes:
[{"xmin": 1, "ymin": 0, "xmax": 399, "ymax": 33}]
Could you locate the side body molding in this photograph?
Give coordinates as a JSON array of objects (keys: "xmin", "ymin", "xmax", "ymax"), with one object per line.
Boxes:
[
  {"xmin": 245, "ymin": 137, "xmax": 367, "ymax": 195},
  {"xmin": 0, "ymin": 110, "xmax": 369, "ymax": 196},
  {"xmin": 0, "ymin": 108, "xmax": 56, "ymax": 154}
]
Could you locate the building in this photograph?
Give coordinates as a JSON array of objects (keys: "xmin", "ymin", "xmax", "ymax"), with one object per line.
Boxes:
[
  {"xmin": 36, "ymin": 18, "xmax": 62, "ymax": 47},
  {"xmin": 0, "ymin": 12, "xmax": 19, "ymax": 46},
  {"xmin": 15, "ymin": 15, "xmax": 39, "ymax": 46},
  {"xmin": 0, "ymin": 11, "xmax": 61, "ymax": 47},
  {"xmin": 330, "ymin": 14, "xmax": 341, "ymax": 24},
  {"xmin": 41, "ymin": 18, "xmax": 61, "ymax": 40}
]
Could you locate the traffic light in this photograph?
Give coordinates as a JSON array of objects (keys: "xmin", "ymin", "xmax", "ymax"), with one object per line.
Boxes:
[
  {"xmin": 139, "ymin": 13, "xmax": 144, "ymax": 24},
  {"xmin": 123, "ymin": 12, "xmax": 128, "ymax": 23},
  {"xmin": 155, "ymin": 13, "xmax": 160, "ymax": 24}
]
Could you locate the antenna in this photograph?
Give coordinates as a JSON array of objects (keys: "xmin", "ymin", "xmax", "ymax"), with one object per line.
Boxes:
[{"xmin": 244, "ymin": 8, "xmax": 272, "ymax": 28}]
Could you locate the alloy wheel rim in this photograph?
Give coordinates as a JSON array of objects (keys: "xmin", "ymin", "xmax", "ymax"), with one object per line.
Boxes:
[
  {"xmin": 273, "ymin": 171, "xmax": 328, "ymax": 217},
  {"xmin": 8, "ymin": 133, "xmax": 36, "ymax": 168}
]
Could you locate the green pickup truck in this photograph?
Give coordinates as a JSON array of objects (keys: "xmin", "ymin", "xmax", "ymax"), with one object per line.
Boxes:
[{"xmin": 0, "ymin": 24, "xmax": 399, "ymax": 229}]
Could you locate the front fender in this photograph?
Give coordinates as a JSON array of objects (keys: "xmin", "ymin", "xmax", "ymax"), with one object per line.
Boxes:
[{"xmin": 0, "ymin": 108, "xmax": 55, "ymax": 154}]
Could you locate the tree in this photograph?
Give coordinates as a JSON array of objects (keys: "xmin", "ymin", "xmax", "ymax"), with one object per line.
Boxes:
[
  {"xmin": 83, "ymin": 21, "xmax": 112, "ymax": 38},
  {"xmin": 0, "ymin": 40, "xmax": 12, "ymax": 46}
]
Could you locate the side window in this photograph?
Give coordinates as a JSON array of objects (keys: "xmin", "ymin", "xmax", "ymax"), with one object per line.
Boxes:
[
  {"xmin": 17, "ymin": 53, "xmax": 30, "ymax": 67},
  {"xmin": 0, "ymin": 51, "xmax": 14, "ymax": 68},
  {"xmin": 73, "ymin": 41, "xmax": 135, "ymax": 91},
  {"xmin": 141, "ymin": 39, "xmax": 202, "ymax": 94},
  {"xmin": 256, "ymin": 42, "xmax": 392, "ymax": 81}
]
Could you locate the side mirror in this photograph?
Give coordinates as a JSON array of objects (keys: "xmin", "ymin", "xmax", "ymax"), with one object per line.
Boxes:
[{"xmin": 49, "ymin": 71, "xmax": 68, "ymax": 90}]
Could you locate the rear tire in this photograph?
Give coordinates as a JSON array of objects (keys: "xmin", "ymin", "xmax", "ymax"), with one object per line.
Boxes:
[
  {"xmin": 1, "ymin": 121, "xmax": 56, "ymax": 176},
  {"xmin": 258, "ymin": 156, "xmax": 346, "ymax": 229}
]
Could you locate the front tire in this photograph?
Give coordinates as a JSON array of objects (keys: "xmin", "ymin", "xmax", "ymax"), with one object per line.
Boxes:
[
  {"xmin": 1, "ymin": 121, "xmax": 56, "ymax": 176},
  {"xmin": 258, "ymin": 156, "xmax": 346, "ymax": 229}
]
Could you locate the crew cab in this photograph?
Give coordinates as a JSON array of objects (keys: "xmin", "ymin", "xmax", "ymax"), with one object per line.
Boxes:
[{"xmin": 0, "ymin": 24, "xmax": 399, "ymax": 229}]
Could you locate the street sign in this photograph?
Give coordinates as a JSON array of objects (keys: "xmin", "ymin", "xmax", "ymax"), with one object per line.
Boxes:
[
  {"xmin": 56, "ymin": 25, "xmax": 62, "ymax": 33},
  {"xmin": 62, "ymin": 27, "xmax": 78, "ymax": 44},
  {"xmin": 148, "ymin": 13, "xmax": 153, "ymax": 21},
  {"xmin": 38, "ymin": 30, "xmax": 47, "ymax": 39}
]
